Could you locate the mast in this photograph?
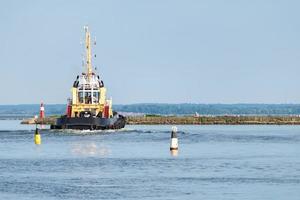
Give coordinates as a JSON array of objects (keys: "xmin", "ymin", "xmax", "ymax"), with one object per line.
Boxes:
[{"xmin": 84, "ymin": 26, "xmax": 92, "ymax": 80}]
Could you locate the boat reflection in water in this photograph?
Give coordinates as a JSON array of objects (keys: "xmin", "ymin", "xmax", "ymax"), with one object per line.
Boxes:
[{"xmin": 71, "ymin": 142, "xmax": 111, "ymax": 157}]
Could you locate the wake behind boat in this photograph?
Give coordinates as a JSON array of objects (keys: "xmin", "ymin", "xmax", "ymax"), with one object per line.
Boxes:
[{"xmin": 51, "ymin": 26, "xmax": 125, "ymax": 130}]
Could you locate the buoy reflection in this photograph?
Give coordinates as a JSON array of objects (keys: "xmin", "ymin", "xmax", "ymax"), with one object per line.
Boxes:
[{"xmin": 170, "ymin": 149, "xmax": 178, "ymax": 157}]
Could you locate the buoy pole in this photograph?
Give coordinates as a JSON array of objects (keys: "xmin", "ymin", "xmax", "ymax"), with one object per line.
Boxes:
[
  {"xmin": 170, "ymin": 126, "xmax": 178, "ymax": 151},
  {"xmin": 34, "ymin": 127, "xmax": 41, "ymax": 145}
]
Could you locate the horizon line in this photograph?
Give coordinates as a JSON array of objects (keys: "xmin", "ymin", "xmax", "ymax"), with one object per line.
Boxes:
[{"xmin": 1, "ymin": 103, "xmax": 300, "ymax": 106}]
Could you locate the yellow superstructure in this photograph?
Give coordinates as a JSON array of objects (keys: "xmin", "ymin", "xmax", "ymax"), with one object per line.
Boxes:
[{"xmin": 69, "ymin": 26, "xmax": 113, "ymax": 118}]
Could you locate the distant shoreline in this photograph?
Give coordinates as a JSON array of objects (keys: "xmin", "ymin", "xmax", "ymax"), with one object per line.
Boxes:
[
  {"xmin": 21, "ymin": 115, "xmax": 300, "ymax": 125},
  {"xmin": 2, "ymin": 103, "xmax": 300, "ymax": 117},
  {"xmin": 126, "ymin": 115, "xmax": 300, "ymax": 125}
]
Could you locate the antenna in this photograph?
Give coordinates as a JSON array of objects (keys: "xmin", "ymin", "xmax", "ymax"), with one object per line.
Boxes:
[{"xmin": 84, "ymin": 26, "xmax": 93, "ymax": 80}]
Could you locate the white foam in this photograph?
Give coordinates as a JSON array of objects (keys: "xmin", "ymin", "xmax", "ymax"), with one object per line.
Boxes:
[{"xmin": 51, "ymin": 127, "xmax": 134, "ymax": 135}]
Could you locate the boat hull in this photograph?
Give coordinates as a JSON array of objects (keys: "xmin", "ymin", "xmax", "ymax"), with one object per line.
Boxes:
[{"xmin": 50, "ymin": 115, "xmax": 126, "ymax": 130}]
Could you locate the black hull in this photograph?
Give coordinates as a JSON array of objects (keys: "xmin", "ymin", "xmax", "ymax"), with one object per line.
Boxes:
[{"xmin": 50, "ymin": 114, "xmax": 126, "ymax": 130}]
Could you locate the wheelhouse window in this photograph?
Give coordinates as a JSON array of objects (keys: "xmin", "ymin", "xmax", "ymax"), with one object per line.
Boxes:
[
  {"xmin": 78, "ymin": 90, "xmax": 99, "ymax": 104},
  {"xmin": 78, "ymin": 92, "xmax": 84, "ymax": 103},
  {"xmin": 93, "ymin": 92, "xmax": 99, "ymax": 104}
]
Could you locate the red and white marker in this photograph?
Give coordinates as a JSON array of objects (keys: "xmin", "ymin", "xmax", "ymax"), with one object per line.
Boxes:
[{"xmin": 40, "ymin": 102, "xmax": 45, "ymax": 119}]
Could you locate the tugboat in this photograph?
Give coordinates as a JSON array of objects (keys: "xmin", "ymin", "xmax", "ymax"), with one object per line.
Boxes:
[{"xmin": 51, "ymin": 26, "xmax": 126, "ymax": 130}]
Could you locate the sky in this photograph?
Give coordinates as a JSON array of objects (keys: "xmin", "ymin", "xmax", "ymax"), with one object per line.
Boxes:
[{"xmin": 0, "ymin": 0, "xmax": 300, "ymax": 104}]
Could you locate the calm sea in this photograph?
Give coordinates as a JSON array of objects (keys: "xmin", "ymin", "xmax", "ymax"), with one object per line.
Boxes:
[{"xmin": 0, "ymin": 120, "xmax": 299, "ymax": 199}]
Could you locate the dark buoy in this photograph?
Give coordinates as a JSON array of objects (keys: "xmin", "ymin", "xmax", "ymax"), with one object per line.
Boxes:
[
  {"xmin": 34, "ymin": 127, "xmax": 41, "ymax": 145},
  {"xmin": 170, "ymin": 126, "xmax": 178, "ymax": 150}
]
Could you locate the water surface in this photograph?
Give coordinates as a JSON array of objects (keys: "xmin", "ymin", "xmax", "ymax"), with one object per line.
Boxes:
[{"xmin": 0, "ymin": 120, "xmax": 299, "ymax": 199}]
